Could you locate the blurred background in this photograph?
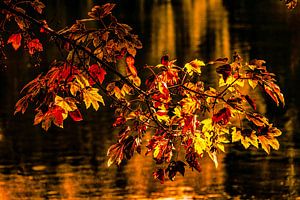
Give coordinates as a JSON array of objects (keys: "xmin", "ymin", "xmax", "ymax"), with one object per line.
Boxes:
[{"xmin": 0, "ymin": 0, "xmax": 299, "ymax": 199}]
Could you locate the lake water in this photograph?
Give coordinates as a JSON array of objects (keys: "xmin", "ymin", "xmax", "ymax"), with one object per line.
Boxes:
[{"xmin": 0, "ymin": 0, "xmax": 300, "ymax": 199}]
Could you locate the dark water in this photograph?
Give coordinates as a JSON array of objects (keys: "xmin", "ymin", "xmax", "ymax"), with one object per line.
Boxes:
[{"xmin": 0, "ymin": 0, "xmax": 300, "ymax": 199}]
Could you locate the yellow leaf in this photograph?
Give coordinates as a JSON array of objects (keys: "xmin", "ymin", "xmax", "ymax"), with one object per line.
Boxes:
[
  {"xmin": 258, "ymin": 136, "xmax": 270, "ymax": 154},
  {"xmin": 248, "ymin": 79, "xmax": 258, "ymax": 89},
  {"xmin": 194, "ymin": 134, "xmax": 207, "ymax": 155},
  {"xmin": 208, "ymin": 151, "xmax": 218, "ymax": 168},
  {"xmin": 201, "ymin": 118, "xmax": 213, "ymax": 132},
  {"xmin": 126, "ymin": 111, "xmax": 137, "ymax": 120},
  {"xmin": 129, "ymin": 75, "xmax": 141, "ymax": 86},
  {"xmin": 217, "ymin": 143, "xmax": 225, "ymax": 152},
  {"xmin": 268, "ymin": 138, "xmax": 280, "ymax": 150},
  {"xmin": 69, "ymin": 82, "xmax": 81, "ymax": 96},
  {"xmin": 156, "ymin": 110, "xmax": 169, "ymax": 123},
  {"xmin": 248, "ymin": 134, "xmax": 259, "ymax": 148},
  {"xmin": 235, "ymin": 79, "xmax": 244, "ymax": 87},
  {"xmin": 82, "ymin": 87, "xmax": 105, "ymax": 111},
  {"xmin": 231, "ymin": 127, "xmax": 241, "ymax": 142},
  {"xmin": 241, "ymin": 138, "xmax": 251, "ymax": 149},
  {"xmin": 153, "ymin": 145, "xmax": 160, "ymax": 158},
  {"xmin": 114, "ymin": 86, "xmax": 123, "ymax": 99},
  {"xmin": 181, "ymin": 97, "xmax": 199, "ymax": 113},
  {"xmin": 173, "ymin": 106, "xmax": 182, "ymax": 118},
  {"xmin": 184, "ymin": 59, "xmax": 205, "ymax": 76},
  {"xmin": 54, "ymin": 95, "xmax": 77, "ymax": 112},
  {"xmin": 75, "ymin": 74, "xmax": 90, "ymax": 89},
  {"xmin": 121, "ymin": 84, "xmax": 132, "ymax": 96},
  {"xmin": 271, "ymin": 126, "xmax": 282, "ymax": 137}
]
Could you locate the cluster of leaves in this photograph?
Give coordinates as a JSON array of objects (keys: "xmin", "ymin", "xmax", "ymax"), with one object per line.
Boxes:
[
  {"xmin": 282, "ymin": 0, "xmax": 298, "ymax": 9},
  {"xmin": 1, "ymin": 1, "xmax": 142, "ymax": 130},
  {"xmin": 0, "ymin": 1, "xmax": 290, "ymax": 183},
  {"xmin": 106, "ymin": 54, "xmax": 284, "ymax": 183}
]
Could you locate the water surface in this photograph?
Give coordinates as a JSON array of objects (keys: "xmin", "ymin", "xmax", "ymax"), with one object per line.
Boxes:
[{"xmin": 0, "ymin": 0, "xmax": 300, "ymax": 199}]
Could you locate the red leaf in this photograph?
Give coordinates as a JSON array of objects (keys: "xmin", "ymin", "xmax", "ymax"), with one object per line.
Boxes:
[
  {"xmin": 182, "ymin": 116, "xmax": 193, "ymax": 134},
  {"xmin": 116, "ymin": 47, "xmax": 127, "ymax": 60},
  {"xmin": 27, "ymin": 39, "xmax": 43, "ymax": 54},
  {"xmin": 7, "ymin": 33, "xmax": 22, "ymax": 50},
  {"xmin": 51, "ymin": 106, "xmax": 65, "ymax": 127},
  {"xmin": 161, "ymin": 55, "xmax": 169, "ymax": 66},
  {"xmin": 69, "ymin": 109, "xmax": 83, "ymax": 121},
  {"xmin": 216, "ymin": 64, "xmax": 232, "ymax": 82},
  {"xmin": 212, "ymin": 107, "xmax": 231, "ymax": 125},
  {"xmin": 88, "ymin": 64, "xmax": 107, "ymax": 85}
]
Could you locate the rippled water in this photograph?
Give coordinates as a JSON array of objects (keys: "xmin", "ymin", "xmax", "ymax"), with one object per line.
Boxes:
[{"xmin": 0, "ymin": 0, "xmax": 300, "ymax": 199}]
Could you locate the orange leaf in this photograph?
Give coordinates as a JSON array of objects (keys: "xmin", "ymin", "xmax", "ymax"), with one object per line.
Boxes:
[
  {"xmin": 126, "ymin": 56, "xmax": 137, "ymax": 76},
  {"xmin": 27, "ymin": 39, "xmax": 43, "ymax": 54},
  {"xmin": 258, "ymin": 136, "xmax": 270, "ymax": 154},
  {"xmin": 7, "ymin": 33, "xmax": 22, "ymax": 50},
  {"xmin": 264, "ymin": 85, "xmax": 279, "ymax": 106}
]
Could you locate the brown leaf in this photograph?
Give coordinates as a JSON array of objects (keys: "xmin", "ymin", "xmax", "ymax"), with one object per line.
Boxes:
[
  {"xmin": 31, "ymin": 0, "xmax": 45, "ymax": 14},
  {"xmin": 153, "ymin": 168, "xmax": 165, "ymax": 184},
  {"xmin": 216, "ymin": 64, "xmax": 232, "ymax": 82},
  {"xmin": 243, "ymin": 95, "xmax": 256, "ymax": 110},
  {"xmin": 208, "ymin": 57, "xmax": 229, "ymax": 65}
]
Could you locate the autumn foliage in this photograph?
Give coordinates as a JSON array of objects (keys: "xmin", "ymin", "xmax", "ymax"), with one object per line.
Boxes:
[{"xmin": 0, "ymin": 0, "xmax": 294, "ymax": 183}]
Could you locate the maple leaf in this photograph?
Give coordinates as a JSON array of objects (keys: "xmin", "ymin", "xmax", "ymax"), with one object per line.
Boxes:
[
  {"xmin": 246, "ymin": 113, "xmax": 269, "ymax": 127},
  {"xmin": 27, "ymin": 39, "xmax": 43, "ymax": 54},
  {"xmin": 88, "ymin": 64, "xmax": 107, "ymax": 85},
  {"xmin": 231, "ymin": 128, "xmax": 258, "ymax": 149},
  {"xmin": 216, "ymin": 64, "xmax": 232, "ymax": 82},
  {"xmin": 212, "ymin": 107, "xmax": 231, "ymax": 125},
  {"xmin": 184, "ymin": 59, "xmax": 205, "ymax": 76},
  {"xmin": 88, "ymin": 4, "xmax": 115, "ymax": 20},
  {"xmin": 14, "ymin": 96, "xmax": 28, "ymax": 115},
  {"xmin": 69, "ymin": 109, "xmax": 83, "ymax": 121},
  {"xmin": 257, "ymin": 125, "xmax": 281, "ymax": 154},
  {"xmin": 126, "ymin": 56, "xmax": 138, "ymax": 77},
  {"xmin": 75, "ymin": 74, "xmax": 90, "ymax": 89},
  {"xmin": 34, "ymin": 106, "xmax": 68, "ymax": 131},
  {"xmin": 156, "ymin": 110, "xmax": 170, "ymax": 123},
  {"xmin": 153, "ymin": 168, "xmax": 165, "ymax": 184},
  {"xmin": 54, "ymin": 95, "xmax": 77, "ymax": 112},
  {"xmin": 166, "ymin": 161, "xmax": 186, "ymax": 181},
  {"xmin": 161, "ymin": 55, "xmax": 169, "ymax": 66},
  {"xmin": 31, "ymin": 0, "xmax": 45, "ymax": 14},
  {"xmin": 284, "ymin": 0, "xmax": 297, "ymax": 9},
  {"xmin": 7, "ymin": 33, "xmax": 22, "ymax": 50},
  {"xmin": 180, "ymin": 96, "xmax": 199, "ymax": 114},
  {"xmin": 194, "ymin": 133, "xmax": 207, "ymax": 155},
  {"xmin": 185, "ymin": 149, "xmax": 201, "ymax": 172},
  {"xmin": 82, "ymin": 87, "xmax": 105, "ymax": 110}
]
